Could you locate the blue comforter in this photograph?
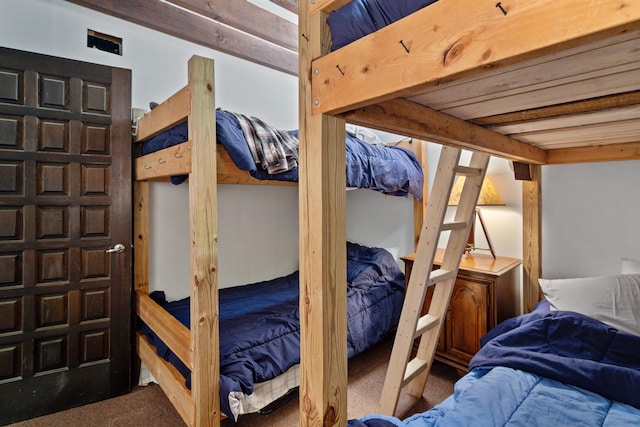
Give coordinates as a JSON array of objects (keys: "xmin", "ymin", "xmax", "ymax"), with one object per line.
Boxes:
[
  {"xmin": 139, "ymin": 242, "xmax": 405, "ymax": 419},
  {"xmin": 349, "ymin": 301, "xmax": 640, "ymax": 426},
  {"xmin": 141, "ymin": 109, "xmax": 423, "ymax": 199}
]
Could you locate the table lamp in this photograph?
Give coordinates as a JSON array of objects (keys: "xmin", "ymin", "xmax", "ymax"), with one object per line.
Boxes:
[{"xmin": 448, "ymin": 176, "xmax": 504, "ymax": 258}]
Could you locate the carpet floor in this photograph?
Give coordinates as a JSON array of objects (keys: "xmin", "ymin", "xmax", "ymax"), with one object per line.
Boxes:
[{"xmin": 9, "ymin": 336, "xmax": 460, "ymax": 427}]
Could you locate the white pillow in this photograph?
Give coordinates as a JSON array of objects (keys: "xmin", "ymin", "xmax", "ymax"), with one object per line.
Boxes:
[
  {"xmin": 538, "ymin": 274, "xmax": 640, "ymax": 337},
  {"xmin": 622, "ymin": 258, "xmax": 640, "ymax": 274}
]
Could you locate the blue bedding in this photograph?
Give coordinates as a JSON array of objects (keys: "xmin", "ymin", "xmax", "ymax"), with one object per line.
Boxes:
[
  {"xmin": 349, "ymin": 300, "xmax": 640, "ymax": 426},
  {"xmin": 140, "ymin": 109, "xmax": 424, "ymax": 199},
  {"xmin": 327, "ymin": 0, "xmax": 438, "ymax": 51},
  {"xmin": 139, "ymin": 242, "xmax": 405, "ymax": 419}
]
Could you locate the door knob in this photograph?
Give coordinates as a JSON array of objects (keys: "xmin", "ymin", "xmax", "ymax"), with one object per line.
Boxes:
[{"xmin": 106, "ymin": 243, "xmax": 126, "ymax": 254}]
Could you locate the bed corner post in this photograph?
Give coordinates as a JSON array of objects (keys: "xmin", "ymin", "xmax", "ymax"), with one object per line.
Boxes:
[
  {"xmin": 299, "ymin": 2, "xmax": 348, "ymax": 427},
  {"xmin": 187, "ymin": 55, "xmax": 219, "ymax": 426},
  {"xmin": 522, "ymin": 164, "xmax": 542, "ymax": 313},
  {"xmin": 412, "ymin": 140, "xmax": 429, "ymax": 251},
  {"xmin": 133, "ymin": 180, "xmax": 149, "ymax": 294}
]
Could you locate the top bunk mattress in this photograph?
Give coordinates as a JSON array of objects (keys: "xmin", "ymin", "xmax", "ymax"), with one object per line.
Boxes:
[
  {"xmin": 327, "ymin": 0, "xmax": 438, "ymax": 51},
  {"xmin": 140, "ymin": 109, "xmax": 424, "ymax": 199}
]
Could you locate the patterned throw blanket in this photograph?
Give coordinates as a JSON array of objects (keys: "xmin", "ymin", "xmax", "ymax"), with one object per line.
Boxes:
[{"xmin": 227, "ymin": 111, "xmax": 298, "ymax": 174}]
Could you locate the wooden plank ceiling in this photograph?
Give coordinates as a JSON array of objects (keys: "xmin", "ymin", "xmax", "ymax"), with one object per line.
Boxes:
[{"xmin": 67, "ymin": 0, "xmax": 299, "ymax": 75}]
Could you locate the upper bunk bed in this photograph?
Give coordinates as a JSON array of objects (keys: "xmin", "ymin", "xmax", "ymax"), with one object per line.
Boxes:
[
  {"xmin": 137, "ymin": 107, "xmax": 424, "ymax": 198},
  {"xmin": 310, "ymin": 0, "xmax": 639, "ymax": 165},
  {"xmin": 297, "ymin": 0, "xmax": 640, "ymax": 426}
]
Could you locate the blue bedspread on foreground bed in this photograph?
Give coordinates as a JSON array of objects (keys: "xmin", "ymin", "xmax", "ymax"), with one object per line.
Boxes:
[
  {"xmin": 350, "ymin": 301, "xmax": 640, "ymax": 426},
  {"xmin": 141, "ymin": 109, "xmax": 423, "ymax": 199},
  {"xmin": 139, "ymin": 243, "xmax": 405, "ymax": 419}
]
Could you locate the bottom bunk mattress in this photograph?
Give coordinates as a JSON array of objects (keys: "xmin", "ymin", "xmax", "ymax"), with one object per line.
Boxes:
[
  {"xmin": 138, "ymin": 242, "xmax": 405, "ymax": 420},
  {"xmin": 349, "ymin": 300, "xmax": 640, "ymax": 427}
]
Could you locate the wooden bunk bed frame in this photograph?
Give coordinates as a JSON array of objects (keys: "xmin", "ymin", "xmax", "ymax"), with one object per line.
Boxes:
[
  {"xmin": 132, "ymin": 55, "xmax": 428, "ymax": 427},
  {"xmin": 133, "ymin": 56, "xmax": 299, "ymax": 426},
  {"xmin": 298, "ymin": 0, "xmax": 640, "ymax": 426}
]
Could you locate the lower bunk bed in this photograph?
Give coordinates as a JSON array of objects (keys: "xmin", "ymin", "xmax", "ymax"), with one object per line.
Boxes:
[
  {"xmin": 349, "ymin": 273, "xmax": 640, "ymax": 426},
  {"xmin": 139, "ymin": 242, "xmax": 405, "ymax": 420}
]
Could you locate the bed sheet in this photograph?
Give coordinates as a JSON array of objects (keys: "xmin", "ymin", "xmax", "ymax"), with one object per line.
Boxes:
[
  {"xmin": 138, "ymin": 242, "xmax": 405, "ymax": 419},
  {"xmin": 140, "ymin": 109, "xmax": 424, "ymax": 199},
  {"xmin": 349, "ymin": 301, "xmax": 640, "ymax": 426}
]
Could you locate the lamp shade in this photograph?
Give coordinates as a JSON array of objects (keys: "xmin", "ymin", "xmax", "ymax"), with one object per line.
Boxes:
[{"xmin": 448, "ymin": 177, "xmax": 505, "ymax": 206}]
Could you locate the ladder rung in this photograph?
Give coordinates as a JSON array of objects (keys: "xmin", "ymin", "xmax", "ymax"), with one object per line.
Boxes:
[
  {"xmin": 455, "ymin": 166, "xmax": 483, "ymax": 176},
  {"xmin": 414, "ymin": 314, "xmax": 440, "ymax": 339},
  {"xmin": 441, "ymin": 220, "xmax": 467, "ymax": 231},
  {"xmin": 403, "ymin": 357, "xmax": 429, "ymax": 385},
  {"xmin": 427, "ymin": 269, "xmax": 455, "ymax": 286}
]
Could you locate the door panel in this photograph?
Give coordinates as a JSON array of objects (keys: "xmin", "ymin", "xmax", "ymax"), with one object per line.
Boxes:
[{"xmin": 0, "ymin": 47, "xmax": 132, "ymax": 425}]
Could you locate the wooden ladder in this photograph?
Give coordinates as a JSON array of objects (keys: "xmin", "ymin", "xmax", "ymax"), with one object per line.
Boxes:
[{"xmin": 379, "ymin": 146, "xmax": 490, "ymax": 415}]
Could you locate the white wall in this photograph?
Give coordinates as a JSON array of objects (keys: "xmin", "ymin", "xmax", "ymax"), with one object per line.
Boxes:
[
  {"xmin": 542, "ymin": 160, "xmax": 640, "ymax": 279},
  {"xmin": 346, "ymin": 190, "xmax": 415, "ymax": 262}
]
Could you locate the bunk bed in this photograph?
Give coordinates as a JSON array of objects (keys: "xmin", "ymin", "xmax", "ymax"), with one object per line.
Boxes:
[
  {"xmin": 132, "ymin": 56, "xmax": 427, "ymax": 426},
  {"xmin": 298, "ymin": 0, "xmax": 640, "ymax": 426}
]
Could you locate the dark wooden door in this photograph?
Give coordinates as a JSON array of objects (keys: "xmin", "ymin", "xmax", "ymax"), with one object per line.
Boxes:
[{"xmin": 0, "ymin": 47, "xmax": 132, "ymax": 425}]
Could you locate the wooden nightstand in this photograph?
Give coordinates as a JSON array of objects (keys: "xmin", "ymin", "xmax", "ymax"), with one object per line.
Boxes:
[{"xmin": 400, "ymin": 249, "xmax": 521, "ymax": 372}]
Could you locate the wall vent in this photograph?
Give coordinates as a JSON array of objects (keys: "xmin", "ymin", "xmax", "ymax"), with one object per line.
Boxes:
[{"xmin": 87, "ymin": 30, "xmax": 122, "ymax": 55}]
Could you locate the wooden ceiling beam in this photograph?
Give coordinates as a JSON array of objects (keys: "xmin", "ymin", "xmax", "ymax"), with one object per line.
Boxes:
[
  {"xmin": 472, "ymin": 91, "xmax": 640, "ymax": 126},
  {"xmin": 168, "ymin": 0, "xmax": 297, "ymax": 52},
  {"xmin": 545, "ymin": 141, "xmax": 640, "ymax": 164},
  {"xmin": 342, "ymin": 98, "xmax": 547, "ymax": 164},
  {"xmin": 67, "ymin": 0, "xmax": 298, "ymax": 76},
  {"xmin": 269, "ymin": 0, "xmax": 298, "ymax": 14}
]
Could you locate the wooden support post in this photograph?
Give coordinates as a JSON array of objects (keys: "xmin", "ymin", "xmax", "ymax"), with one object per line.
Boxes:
[
  {"xmin": 133, "ymin": 180, "xmax": 149, "ymax": 293},
  {"xmin": 522, "ymin": 164, "xmax": 542, "ymax": 313},
  {"xmin": 412, "ymin": 140, "xmax": 429, "ymax": 251},
  {"xmin": 299, "ymin": 3, "xmax": 348, "ymax": 426},
  {"xmin": 187, "ymin": 56, "xmax": 219, "ymax": 426}
]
